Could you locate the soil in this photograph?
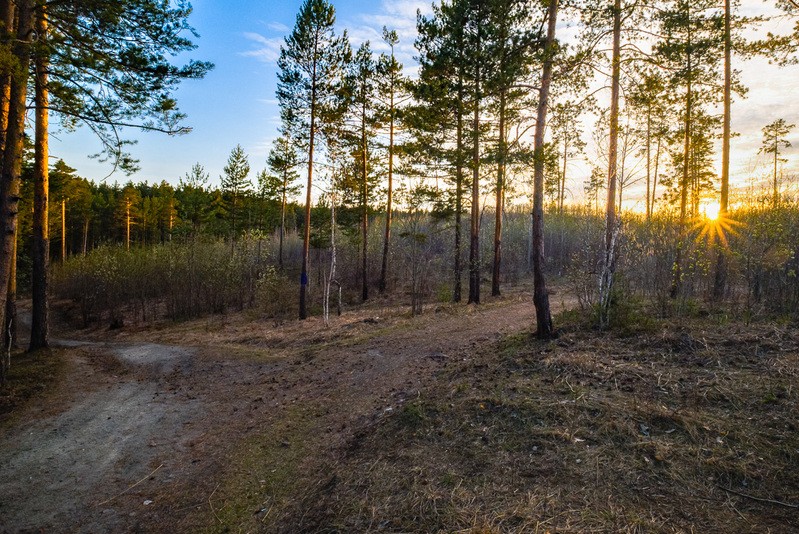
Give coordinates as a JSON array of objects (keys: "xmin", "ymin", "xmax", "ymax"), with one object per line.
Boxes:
[{"xmin": 0, "ymin": 289, "xmax": 549, "ymax": 532}]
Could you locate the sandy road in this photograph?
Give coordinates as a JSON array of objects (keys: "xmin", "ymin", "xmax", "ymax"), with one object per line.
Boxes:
[{"xmin": 0, "ymin": 293, "xmax": 549, "ymax": 532}]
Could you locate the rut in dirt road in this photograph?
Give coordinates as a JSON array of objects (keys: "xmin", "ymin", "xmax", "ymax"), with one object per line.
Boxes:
[{"xmin": 0, "ymin": 343, "xmax": 201, "ymax": 533}]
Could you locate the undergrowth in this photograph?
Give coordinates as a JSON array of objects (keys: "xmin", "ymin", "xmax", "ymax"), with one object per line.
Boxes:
[{"xmin": 279, "ymin": 317, "xmax": 799, "ymax": 533}]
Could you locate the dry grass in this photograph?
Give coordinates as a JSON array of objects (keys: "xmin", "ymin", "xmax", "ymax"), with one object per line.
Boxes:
[
  {"xmin": 0, "ymin": 348, "xmax": 66, "ymax": 428},
  {"xmin": 279, "ymin": 315, "xmax": 799, "ymax": 533}
]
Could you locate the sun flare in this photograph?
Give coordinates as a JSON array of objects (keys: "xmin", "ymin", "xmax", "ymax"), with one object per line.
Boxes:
[{"xmin": 703, "ymin": 202, "xmax": 721, "ymax": 221}]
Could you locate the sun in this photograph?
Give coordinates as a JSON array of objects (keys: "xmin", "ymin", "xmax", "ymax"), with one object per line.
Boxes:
[{"xmin": 703, "ymin": 201, "xmax": 721, "ymax": 221}]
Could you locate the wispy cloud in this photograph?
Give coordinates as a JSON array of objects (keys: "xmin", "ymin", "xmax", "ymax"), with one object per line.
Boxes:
[
  {"xmin": 241, "ymin": 32, "xmax": 282, "ymax": 63},
  {"xmin": 266, "ymin": 21, "xmax": 290, "ymax": 33},
  {"xmin": 344, "ymin": 0, "xmax": 434, "ymax": 67}
]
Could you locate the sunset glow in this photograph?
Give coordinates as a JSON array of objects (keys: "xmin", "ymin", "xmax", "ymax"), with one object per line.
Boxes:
[{"xmin": 703, "ymin": 202, "xmax": 721, "ymax": 221}]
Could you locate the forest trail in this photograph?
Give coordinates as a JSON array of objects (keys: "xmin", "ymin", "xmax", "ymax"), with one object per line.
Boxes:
[{"xmin": 0, "ymin": 290, "xmax": 563, "ymax": 532}]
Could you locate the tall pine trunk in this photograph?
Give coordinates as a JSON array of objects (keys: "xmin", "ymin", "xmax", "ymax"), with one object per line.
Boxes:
[
  {"xmin": 468, "ymin": 21, "xmax": 481, "ymax": 305},
  {"xmin": 279, "ymin": 171, "xmax": 287, "ymax": 269},
  {"xmin": 492, "ymin": 90, "xmax": 506, "ymax": 297},
  {"xmin": 0, "ymin": 0, "xmax": 34, "ymax": 379},
  {"xmin": 299, "ymin": 59, "xmax": 317, "ymax": 320},
  {"xmin": 61, "ymin": 199, "xmax": 66, "ymax": 261},
  {"xmin": 599, "ymin": 0, "xmax": 621, "ymax": 328},
  {"xmin": 714, "ymin": 0, "xmax": 731, "ymax": 298},
  {"xmin": 379, "ymin": 77, "xmax": 394, "ymax": 293},
  {"xmin": 1, "ymin": 0, "xmax": 15, "ymax": 350},
  {"xmin": 672, "ymin": 75, "xmax": 691, "ymax": 299},
  {"xmin": 361, "ymin": 99, "xmax": 369, "ymax": 302},
  {"xmin": 532, "ymin": 0, "xmax": 557, "ymax": 339},
  {"xmin": 31, "ymin": 3, "xmax": 50, "ymax": 350},
  {"xmin": 82, "ymin": 218, "xmax": 89, "ymax": 256},
  {"xmin": 125, "ymin": 199, "xmax": 131, "ymax": 251},
  {"xmin": 559, "ymin": 138, "xmax": 567, "ymax": 215},
  {"xmin": 454, "ymin": 65, "xmax": 464, "ymax": 303},
  {"xmin": 645, "ymin": 109, "xmax": 652, "ymax": 220}
]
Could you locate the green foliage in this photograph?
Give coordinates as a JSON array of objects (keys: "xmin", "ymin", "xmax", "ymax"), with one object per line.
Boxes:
[{"xmin": 45, "ymin": 0, "xmax": 213, "ymax": 172}]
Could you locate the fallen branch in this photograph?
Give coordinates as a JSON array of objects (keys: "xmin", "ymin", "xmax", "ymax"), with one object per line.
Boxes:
[
  {"xmin": 209, "ymin": 482, "xmax": 222, "ymax": 523},
  {"xmin": 97, "ymin": 463, "xmax": 163, "ymax": 506},
  {"xmin": 718, "ymin": 485, "xmax": 799, "ymax": 509}
]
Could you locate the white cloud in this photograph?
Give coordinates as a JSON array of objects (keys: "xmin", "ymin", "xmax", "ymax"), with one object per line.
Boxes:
[
  {"xmin": 241, "ymin": 32, "xmax": 283, "ymax": 63},
  {"xmin": 346, "ymin": 0, "xmax": 435, "ymax": 67},
  {"xmin": 266, "ymin": 21, "xmax": 290, "ymax": 33}
]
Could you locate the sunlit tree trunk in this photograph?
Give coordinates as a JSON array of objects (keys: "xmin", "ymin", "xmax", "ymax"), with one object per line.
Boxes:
[
  {"xmin": 0, "ymin": 0, "xmax": 34, "ymax": 379},
  {"xmin": 126, "ymin": 198, "xmax": 131, "ymax": 251},
  {"xmin": 31, "ymin": 3, "xmax": 50, "ymax": 350},
  {"xmin": 1, "ymin": 0, "xmax": 15, "ymax": 350},
  {"xmin": 599, "ymin": 0, "xmax": 621, "ymax": 328},
  {"xmin": 300, "ymin": 74, "xmax": 316, "ymax": 319}
]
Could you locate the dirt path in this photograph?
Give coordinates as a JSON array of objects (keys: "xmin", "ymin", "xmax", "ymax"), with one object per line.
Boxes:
[{"xmin": 0, "ymin": 292, "xmax": 554, "ymax": 532}]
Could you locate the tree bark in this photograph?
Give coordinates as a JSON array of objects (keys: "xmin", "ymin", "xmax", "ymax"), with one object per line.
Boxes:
[
  {"xmin": 468, "ymin": 18, "xmax": 481, "ymax": 305},
  {"xmin": 599, "ymin": 0, "xmax": 621, "ymax": 327},
  {"xmin": 454, "ymin": 58, "xmax": 464, "ymax": 303},
  {"xmin": 559, "ymin": 137, "xmax": 567, "ymax": 215},
  {"xmin": 531, "ymin": 0, "xmax": 557, "ymax": 339},
  {"xmin": 61, "ymin": 198, "xmax": 66, "ymax": 261},
  {"xmin": 299, "ymin": 52, "xmax": 318, "ymax": 320},
  {"xmin": 31, "ymin": 3, "xmax": 50, "ymax": 350},
  {"xmin": 379, "ymin": 58, "xmax": 395, "ymax": 293},
  {"xmin": 125, "ymin": 198, "xmax": 131, "ymax": 251},
  {"xmin": 361, "ymin": 97, "xmax": 369, "ymax": 302},
  {"xmin": 714, "ymin": 0, "xmax": 731, "ymax": 299},
  {"xmin": 652, "ymin": 136, "xmax": 661, "ymax": 216},
  {"xmin": 1, "ymin": 0, "xmax": 15, "ymax": 351},
  {"xmin": 645, "ymin": 108, "xmax": 652, "ymax": 220},
  {"xmin": 82, "ymin": 218, "xmax": 89, "ymax": 256},
  {"xmin": 4, "ymin": 225, "xmax": 16, "ymax": 350},
  {"xmin": 279, "ymin": 170, "xmax": 287, "ymax": 269},
  {"xmin": 672, "ymin": 64, "xmax": 691, "ymax": 299},
  {"xmin": 492, "ymin": 89, "xmax": 506, "ymax": 297},
  {"xmin": 0, "ymin": 0, "xmax": 34, "ymax": 378}
]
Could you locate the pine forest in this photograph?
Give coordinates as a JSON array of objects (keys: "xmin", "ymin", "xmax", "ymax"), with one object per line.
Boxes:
[{"xmin": 0, "ymin": 0, "xmax": 798, "ymax": 531}]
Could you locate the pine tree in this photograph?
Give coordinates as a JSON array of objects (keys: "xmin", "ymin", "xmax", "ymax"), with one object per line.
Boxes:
[
  {"xmin": 0, "ymin": 0, "xmax": 34, "ymax": 376},
  {"xmin": 178, "ymin": 163, "xmax": 210, "ymax": 236},
  {"xmin": 656, "ymin": 0, "xmax": 723, "ymax": 298},
  {"xmin": 376, "ymin": 27, "xmax": 406, "ymax": 294},
  {"xmin": 485, "ymin": 0, "xmax": 539, "ymax": 297},
  {"xmin": 221, "ymin": 144, "xmax": 252, "ymax": 240},
  {"xmin": 532, "ymin": 0, "xmax": 558, "ymax": 339},
  {"xmin": 343, "ymin": 41, "xmax": 380, "ymax": 302},
  {"xmin": 277, "ymin": 0, "xmax": 349, "ymax": 319},
  {"xmin": 267, "ymin": 134, "xmax": 301, "ymax": 269},
  {"xmin": 759, "ymin": 118, "xmax": 794, "ymax": 206}
]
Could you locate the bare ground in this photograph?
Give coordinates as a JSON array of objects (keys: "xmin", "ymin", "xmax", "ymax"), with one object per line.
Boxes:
[
  {"xmin": 2, "ymin": 289, "xmax": 796, "ymax": 533},
  {"xmin": 0, "ymin": 290, "xmax": 549, "ymax": 532}
]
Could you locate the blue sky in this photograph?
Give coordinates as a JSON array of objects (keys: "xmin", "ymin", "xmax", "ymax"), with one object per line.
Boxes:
[
  {"xmin": 49, "ymin": 0, "xmax": 799, "ymax": 207},
  {"xmin": 49, "ymin": 0, "xmax": 431, "ymax": 189}
]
